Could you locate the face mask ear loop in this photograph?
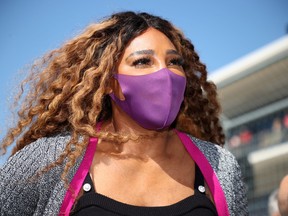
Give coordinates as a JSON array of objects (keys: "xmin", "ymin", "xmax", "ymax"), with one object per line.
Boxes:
[{"xmin": 110, "ymin": 76, "xmax": 125, "ymax": 101}]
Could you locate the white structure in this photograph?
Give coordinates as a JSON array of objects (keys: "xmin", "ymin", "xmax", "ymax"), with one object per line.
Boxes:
[{"xmin": 210, "ymin": 35, "xmax": 288, "ymax": 215}]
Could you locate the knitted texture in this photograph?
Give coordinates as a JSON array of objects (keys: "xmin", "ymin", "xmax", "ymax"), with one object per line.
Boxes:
[
  {"xmin": 0, "ymin": 133, "xmax": 248, "ymax": 215},
  {"xmin": 189, "ymin": 136, "xmax": 248, "ymax": 216}
]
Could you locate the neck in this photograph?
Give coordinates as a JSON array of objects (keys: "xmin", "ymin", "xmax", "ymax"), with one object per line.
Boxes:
[{"xmin": 100, "ymin": 104, "xmax": 178, "ymax": 159}]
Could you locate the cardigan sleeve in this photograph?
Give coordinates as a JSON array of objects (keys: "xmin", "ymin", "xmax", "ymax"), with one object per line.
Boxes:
[
  {"xmin": 211, "ymin": 146, "xmax": 248, "ymax": 216},
  {"xmin": 0, "ymin": 137, "xmax": 48, "ymax": 215},
  {"xmin": 188, "ymin": 135, "xmax": 248, "ymax": 216},
  {"xmin": 212, "ymin": 146, "xmax": 248, "ymax": 216},
  {"xmin": 229, "ymin": 154, "xmax": 248, "ymax": 215},
  {"xmin": 0, "ymin": 135, "xmax": 68, "ymax": 216}
]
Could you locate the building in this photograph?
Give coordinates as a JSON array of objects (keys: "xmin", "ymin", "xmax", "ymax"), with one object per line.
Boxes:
[{"xmin": 210, "ymin": 35, "xmax": 288, "ymax": 215}]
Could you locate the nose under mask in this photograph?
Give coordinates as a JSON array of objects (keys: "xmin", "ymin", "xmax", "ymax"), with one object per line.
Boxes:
[{"xmin": 109, "ymin": 68, "xmax": 186, "ymax": 130}]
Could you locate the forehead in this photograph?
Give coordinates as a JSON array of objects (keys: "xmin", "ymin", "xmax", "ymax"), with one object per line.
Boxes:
[{"xmin": 122, "ymin": 28, "xmax": 176, "ymax": 55}]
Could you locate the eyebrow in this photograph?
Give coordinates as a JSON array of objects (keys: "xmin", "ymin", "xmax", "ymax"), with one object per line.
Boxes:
[
  {"xmin": 125, "ymin": 49, "xmax": 154, "ymax": 61},
  {"xmin": 166, "ymin": 49, "xmax": 181, "ymax": 56},
  {"xmin": 125, "ymin": 49, "xmax": 182, "ymax": 61}
]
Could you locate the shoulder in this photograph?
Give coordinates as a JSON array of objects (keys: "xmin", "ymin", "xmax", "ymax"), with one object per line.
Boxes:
[
  {"xmin": 0, "ymin": 133, "xmax": 71, "ymax": 179},
  {"xmin": 187, "ymin": 134, "xmax": 241, "ymax": 186},
  {"xmin": 0, "ymin": 133, "xmax": 72, "ymax": 215},
  {"xmin": 186, "ymin": 134, "xmax": 248, "ymax": 215},
  {"xmin": 19, "ymin": 132, "xmax": 70, "ymax": 155},
  {"xmin": 188, "ymin": 135, "xmax": 239, "ymax": 171}
]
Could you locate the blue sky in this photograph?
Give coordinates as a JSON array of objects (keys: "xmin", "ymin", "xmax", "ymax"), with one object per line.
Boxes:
[{"xmin": 0, "ymin": 0, "xmax": 287, "ymax": 164}]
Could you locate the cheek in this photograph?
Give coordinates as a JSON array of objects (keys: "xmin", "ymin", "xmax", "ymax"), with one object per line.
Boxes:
[
  {"xmin": 169, "ymin": 68, "xmax": 186, "ymax": 77},
  {"xmin": 117, "ymin": 64, "xmax": 131, "ymax": 75},
  {"xmin": 116, "ymin": 57, "xmax": 135, "ymax": 75},
  {"xmin": 117, "ymin": 63, "xmax": 154, "ymax": 76}
]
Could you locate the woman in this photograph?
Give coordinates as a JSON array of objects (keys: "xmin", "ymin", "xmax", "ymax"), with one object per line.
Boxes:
[{"xmin": 0, "ymin": 11, "xmax": 248, "ymax": 216}]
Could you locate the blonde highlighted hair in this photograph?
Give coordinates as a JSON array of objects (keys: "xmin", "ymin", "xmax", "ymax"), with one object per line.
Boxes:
[{"xmin": 1, "ymin": 11, "xmax": 225, "ymax": 178}]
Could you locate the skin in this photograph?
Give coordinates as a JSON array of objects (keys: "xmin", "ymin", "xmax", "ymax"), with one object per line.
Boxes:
[
  {"xmin": 89, "ymin": 27, "xmax": 213, "ymax": 206},
  {"xmin": 278, "ymin": 175, "xmax": 288, "ymax": 216}
]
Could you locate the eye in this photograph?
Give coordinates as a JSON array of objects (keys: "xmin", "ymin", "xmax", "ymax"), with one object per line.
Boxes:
[
  {"xmin": 168, "ymin": 57, "xmax": 184, "ymax": 67},
  {"xmin": 131, "ymin": 57, "xmax": 152, "ymax": 68}
]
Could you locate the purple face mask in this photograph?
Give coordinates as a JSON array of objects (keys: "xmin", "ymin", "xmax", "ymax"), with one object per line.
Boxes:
[{"xmin": 110, "ymin": 68, "xmax": 186, "ymax": 130}]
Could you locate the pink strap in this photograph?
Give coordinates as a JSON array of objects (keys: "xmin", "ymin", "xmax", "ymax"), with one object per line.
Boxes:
[
  {"xmin": 59, "ymin": 123, "xmax": 102, "ymax": 215},
  {"xmin": 174, "ymin": 130, "xmax": 230, "ymax": 216},
  {"xmin": 59, "ymin": 126, "xmax": 229, "ymax": 215}
]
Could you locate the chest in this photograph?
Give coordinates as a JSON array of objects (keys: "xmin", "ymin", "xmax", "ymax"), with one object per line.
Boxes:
[{"xmin": 89, "ymin": 154, "xmax": 196, "ymax": 206}]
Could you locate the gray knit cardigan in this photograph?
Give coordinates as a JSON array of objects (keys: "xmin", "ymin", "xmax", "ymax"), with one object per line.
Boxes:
[{"xmin": 0, "ymin": 133, "xmax": 248, "ymax": 216}]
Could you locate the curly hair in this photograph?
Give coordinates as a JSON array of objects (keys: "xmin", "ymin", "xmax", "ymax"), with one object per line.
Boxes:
[{"xmin": 0, "ymin": 11, "xmax": 225, "ymax": 179}]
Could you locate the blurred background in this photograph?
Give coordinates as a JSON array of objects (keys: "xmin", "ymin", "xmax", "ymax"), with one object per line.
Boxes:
[{"xmin": 0, "ymin": 1, "xmax": 287, "ymax": 215}]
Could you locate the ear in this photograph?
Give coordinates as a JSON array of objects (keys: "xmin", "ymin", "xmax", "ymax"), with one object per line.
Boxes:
[
  {"xmin": 108, "ymin": 77, "xmax": 125, "ymax": 101},
  {"xmin": 105, "ymin": 78, "xmax": 113, "ymax": 94}
]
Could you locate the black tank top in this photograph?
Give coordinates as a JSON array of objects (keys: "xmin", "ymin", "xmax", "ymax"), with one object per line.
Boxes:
[{"xmin": 70, "ymin": 165, "xmax": 218, "ymax": 216}]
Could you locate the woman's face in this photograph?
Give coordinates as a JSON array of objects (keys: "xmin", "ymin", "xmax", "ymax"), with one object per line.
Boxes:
[{"xmin": 117, "ymin": 27, "xmax": 185, "ymax": 77}]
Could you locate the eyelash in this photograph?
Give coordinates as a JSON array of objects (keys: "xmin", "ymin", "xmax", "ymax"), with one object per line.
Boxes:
[
  {"xmin": 168, "ymin": 58, "xmax": 184, "ymax": 67},
  {"xmin": 132, "ymin": 57, "xmax": 151, "ymax": 67},
  {"xmin": 131, "ymin": 57, "xmax": 184, "ymax": 68}
]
